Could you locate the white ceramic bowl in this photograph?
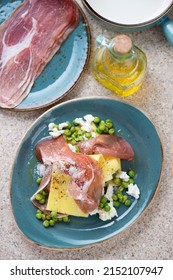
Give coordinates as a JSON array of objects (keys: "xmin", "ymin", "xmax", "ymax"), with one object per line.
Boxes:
[{"xmin": 82, "ymin": 0, "xmax": 173, "ymax": 45}]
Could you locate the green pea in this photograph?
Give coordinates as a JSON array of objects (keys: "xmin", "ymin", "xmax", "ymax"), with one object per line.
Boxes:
[
  {"xmin": 100, "ymin": 196, "xmax": 107, "ymax": 205},
  {"xmin": 99, "ymin": 203, "xmax": 104, "ymax": 209},
  {"xmin": 116, "ymin": 190, "xmax": 123, "ymax": 195},
  {"xmin": 36, "ymin": 209, "xmax": 42, "ymax": 214},
  {"xmin": 51, "ymin": 211, "xmax": 57, "ymax": 218},
  {"xmin": 96, "ymin": 127, "xmax": 102, "ymax": 134},
  {"xmin": 128, "ymin": 178, "xmax": 134, "ymax": 184},
  {"xmin": 113, "ymin": 178, "xmax": 121, "ymax": 186},
  {"xmin": 66, "ymin": 121, "xmax": 72, "ymax": 129},
  {"xmin": 112, "ymin": 194, "xmax": 118, "ymax": 201},
  {"xmin": 35, "ymin": 193, "xmax": 43, "ymax": 201},
  {"xmin": 85, "ymin": 132, "xmax": 92, "ymax": 139},
  {"xmin": 46, "ymin": 215, "xmax": 51, "ymax": 220},
  {"xmin": 93, "ymin": 117, "xmax": 100, "ymax": 123},
  {"xmin": 103, "ymin": 127, "xmax": 109, "ymax": 133},
  {"xmin": 64, "ymin": 129, "xmax": 71, "ymax": 136},
  {"xmin": 70, "ymin": 126, "xmax": 76, "ymax": 133},
  {"xmin": 70, "ymin": 139, "xmax": 76, "ymax": 145},
  {"xmin": 36, "ymin": 177, "xmax": 42, "ymax": 184},
  {"xmin": 75, "ymin": 136, "xmax": 83, "ymax": 142},
  {"xmin": 72, "ymin": 131, "xmax": 78, "ymax": 137},
  {"xmin": 124, "ymin": 199, "xmax": 131, "ymax": 207},
  {"xmin": 122, "ymin": 195, "xmax": 128, "ymax": 203},
  {"xmin": 99, "ymin": 122, "xmax": 106, "ymax": 131},
  {"xmin": 41, "ymin": 190, "xmax": 47, "ymax": 196},
  {"xmin": 79, "ymin": 136, "xmax": 85, "ymax": 141},
  {"xmin": 106, "ymin": 123, "xmax": 113, "ymax": 129},
  {"xmin": 113, "ymin": 201, "xmax": 120, "ymax": 207},
  {"xmin": 49, "ymin": 219, "xmax": 55, "ymax": 226},
  {"xmin": 43, "ymin": 220, "xmax": 50, "ymax": 227},
  {"xmin": 75, "ymin": 126, "xmax": 80, "ymax": 131},
  {"xmin": 128, "ymin": 169, "xmax": 135, "ymax": 178},
  {"xmin": 63, "ymin": 216, "xmax": 70, "ymax": 222},
  {"xmin": 104, "ymin": 205, "xmax": 111, "ymax": 212},
  {"xmin": 36, "ymin": 212, "xmax": 42, "ymax": 219},
  {"xmin": 78, "ymin": 129, "xmax": 85, "ymax": 136},
  {"xmin": 106, "ymin": 120, "xmax": 113, "ymax": 128},
  {"xmin": 41, "ymin": 214, "xmax": 46, "ymax": 221},
  {"xmin": 74, "ymin": 137, "xmax": 79, "ymax": 142},
  {"xmin": 109, "ymin": 128, "xmax": 115, "ymax": 134},
  {"xmin": 106, "ymin": 119, "xmax": 112, "ymax": 123},
  {"xmin": 39, "ymin": 198, "xmax": 46, "ymax": 204},
  {"xmin": 121, "ymin": 181, "xmax": 129, "ymax": 189},
  {"xmin": 73, "ymin": 120, "xmax": 78, "ymax": 126},
  {"xmin": 118, "ymin": 186, "xmax": 124, "ymax": 192},
  {"xmin": 117, "ymin": 193, "xmax": 123, "ymax": 201},
  {"xmin": 57, "ymin": 218, "xmax": 63, "ymax": 222},
  {"xmin": 53, "ymin": 217, "xmax": 58, "ymax": 223}
]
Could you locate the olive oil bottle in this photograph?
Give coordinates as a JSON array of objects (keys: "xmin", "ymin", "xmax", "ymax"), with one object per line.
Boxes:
[{"xmin": 92, "ymin": 34, "xmax": 147, "ymax": 96}]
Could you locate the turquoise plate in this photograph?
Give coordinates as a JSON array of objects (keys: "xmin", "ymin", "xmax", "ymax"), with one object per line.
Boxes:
[
  {"xmin": 0, "ymin": 0, "xmax": 90, "ymax": 111},
  {"xmin": 10, "ymin": 98, "xmax": 163, "ymax": 249}
]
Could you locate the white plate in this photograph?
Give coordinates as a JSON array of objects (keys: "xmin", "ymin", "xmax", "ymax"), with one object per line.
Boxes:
[{"xmin": 83, "ymin": 0, "xmax": 173, "ymax": 25}]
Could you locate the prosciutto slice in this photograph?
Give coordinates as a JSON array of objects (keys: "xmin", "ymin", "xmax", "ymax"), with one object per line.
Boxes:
[
  {"xmin": 77, "ymin": 134, "xmax": 134, "ymax": 160},
  {"xmin": 0, "ymin": 0, "xmax": 79, "ymax": 108},
  {"xmin": 35, "ymin": 136, "xmax": 104, "ymax": 213}
]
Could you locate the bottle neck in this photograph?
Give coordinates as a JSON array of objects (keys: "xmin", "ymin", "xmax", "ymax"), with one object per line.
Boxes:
[{"xmin": 108, "ymin": 41, "xmax": 137, "ymax": 61}]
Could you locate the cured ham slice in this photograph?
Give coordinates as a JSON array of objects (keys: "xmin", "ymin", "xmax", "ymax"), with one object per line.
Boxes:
[
  {"xmin": 0, "ymin": 0, "xmax": 79, "ymax": 108},
  {"xmin": 77, "ymin": 134, "xmax": 134, "ymax": 160},
  {"xmin": 35, "ymin": 136, "xmax": 104, "ymax": 213}
]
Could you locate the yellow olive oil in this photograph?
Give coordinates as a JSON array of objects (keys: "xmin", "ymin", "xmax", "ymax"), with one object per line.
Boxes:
[{"xmin": 92, "ymin": 35, "xmax": 147, "ymax": 96}]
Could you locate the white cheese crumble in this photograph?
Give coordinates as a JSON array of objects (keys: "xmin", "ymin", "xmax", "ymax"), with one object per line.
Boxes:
[
  {"xmin": 58, "ymin": 122, "xmax": 68, "ymax": 130},
  {"xmin": 104, "ymin": 184, "xmax": 114, "ymax": 201},
  {"xmin": 127, "ymin": 183, "xmax": 140, "ymax": 199},
  {"xmin": 99, "ymin": 202, "xmax": 118, "ymax": 221},
  {"xmin": 49, "ymin": 130, "xmax": 64, "ymax": 138},
  {"xmin": 48, "ymin": 122, "xmax": 69, "ymax": 138},
  {"xmin": 116, "ymin": 171, "xmax": 130, "ymax": 182},
  {"xmin": 48, "ymin": 122, "xmax": 66, "ymax": 138},
  {"xmin": 89, "ymin": 202, "xmax": 118, "ymax": 221},
  {"xmin": 48, "ymin": 115, "xmax": 96, "ymax": 138},
  {"xmin": 83, "ymin": 114, "xmax": 95, "ymax": 123},
  {"xmin": 36, "ymin": 163, "xmax": 46, "ymax": 177},
  {"xmin": 74, "ymin": 114, "xmax": 95, "ymax": 133},
  {"xmin": 48, "ymin": 122, "xmax": 55, "ymax": 131}
]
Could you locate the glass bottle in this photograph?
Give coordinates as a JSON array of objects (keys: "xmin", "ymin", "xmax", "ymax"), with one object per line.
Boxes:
[{"xmin": 92, "ymin": 34, "xmax": 147, "ymax": 96}]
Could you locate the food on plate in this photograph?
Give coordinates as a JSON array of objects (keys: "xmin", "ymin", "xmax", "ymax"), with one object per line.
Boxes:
[
  {"xmin": 0, "ymin": 0, "xmax": 79, "ymax": 108},
  {"xmin": 47, "ymin": 170, "xmax": 89, "ymax": 217},
  {"xmin": 77, "ymin": 134, "xmax": 134, "ymax": 160},
  {"xmin": 34, "ymin": 135, "xmax": 104, "ymax": 213},
  {"xmin": 31, "ymin": 114, "xmax": 140, "ymax": 227}
]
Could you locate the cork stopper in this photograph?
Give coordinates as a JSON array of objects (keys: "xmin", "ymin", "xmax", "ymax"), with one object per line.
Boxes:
[{"xmin": 113, "ymin": 35, "xmax": 132, "ymax": 55}]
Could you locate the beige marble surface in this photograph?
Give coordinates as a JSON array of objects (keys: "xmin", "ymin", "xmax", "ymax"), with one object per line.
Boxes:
[{"xmin": 0, "ymin": 1, "xmax": 173, "ymax": 260}]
